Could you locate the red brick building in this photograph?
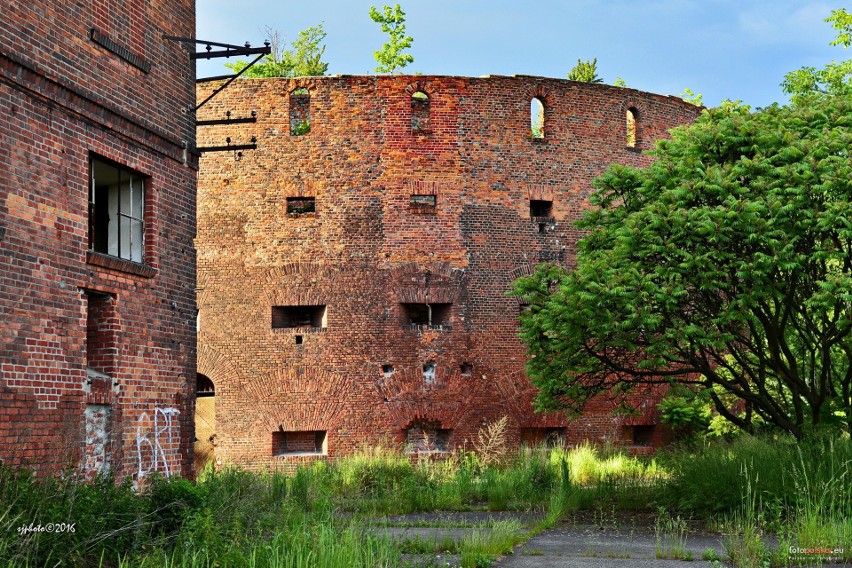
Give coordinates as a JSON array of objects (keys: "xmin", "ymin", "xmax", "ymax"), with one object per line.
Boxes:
[
  {"xmin": 1, "ymin": 0, "xmax": 197, "ymax": 481},
  {"xmin": 196, "ymin": 75, "xmax": 700, "ymax": 469}
]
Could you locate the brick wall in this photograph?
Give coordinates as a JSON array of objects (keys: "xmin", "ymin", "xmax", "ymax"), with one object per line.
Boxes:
[
  {"xmin": 0, "ymin": 0, "xmax": 197, "ymax": 481},
  {"xmin": 196, "ymin": 75, "xmax": 700, "ymax": 469}
]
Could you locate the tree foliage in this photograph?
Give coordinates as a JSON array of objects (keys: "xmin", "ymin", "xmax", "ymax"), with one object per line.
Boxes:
[
  {"xmin": 224, "ymin": 24, "xmax": 328, "ymax": 78},
  {"xmin": 782, "ymin": 8, "xmax": 852, "ymax": 103},
  {"xmin": 369, "ymin": 4, "xmax": 414, "ymax": 74},
  {"xmin": 567, "ymin": 58, "xmax": 603, "ymax": 83},
  {"xmin": 511, "ymin": 93, "xmax": 852, "ymax": 440}
]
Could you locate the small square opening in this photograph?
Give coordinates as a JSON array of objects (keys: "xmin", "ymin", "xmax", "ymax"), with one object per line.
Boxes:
[
  {"xmin": 401, "ymin": 303, "xmax": 451, "ymax": 329},
  {"xmin": 460, "ymin": 363, "xmax": 473, "ymax": 376},
  {"xmin": 273, "ymin": 430, "xmax": 327, "ymax": 455},
  {"xmin": 272, "ymin": 305, "xmax": 327, "ymax": 329},
  {"xmin": 530, "ymin": 199, "xmax": 553, "ymax": 218}
]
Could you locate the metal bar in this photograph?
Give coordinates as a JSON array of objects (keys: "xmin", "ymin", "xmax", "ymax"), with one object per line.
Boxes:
[
  {"xmin": 192, "ymin": 47, "xmax": 271, "ymax": 60},
  {"xmin": 194, "ymin": 51, "xmax": 266, "ymax": 112},
  {"xmin": 196, "ymin": 117, "xmax": 258, "ymax": 126},
  {"xmin": 162, "ymin": 36, "xmax": 253, "ymax": 50},
  {"xmin": 196, "ymin": 74, "xmax": 239, "ymax": 84},
  {"xmin": 195, "ymin": 143, "xmax": 258, "ymax": 153}
]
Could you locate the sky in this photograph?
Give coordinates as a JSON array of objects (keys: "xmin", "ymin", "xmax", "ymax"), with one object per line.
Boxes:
[{"xmin": 196, "ymin": 1, "xmax": 848, "ymax": 108}]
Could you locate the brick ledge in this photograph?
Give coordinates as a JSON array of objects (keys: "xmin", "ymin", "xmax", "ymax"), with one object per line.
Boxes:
[{"xmin": 86, "ymin": 251, "xmax": 157, "ymax": 278}]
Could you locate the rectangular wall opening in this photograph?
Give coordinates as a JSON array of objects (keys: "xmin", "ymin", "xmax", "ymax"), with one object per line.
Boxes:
[
  {"xmin": 401, "ymin": 303, "xmax": 451, "ymax": 329},
  {"xmin": 273, "ymin": 430, "xmax": 327, "ymax": 455},
  {"xmin": 286, "ymin": 197, "xmax": 316, "ymax": 215},
  {"xmin": 272, "ymin": 305, "xmax": 327, "ymax": 329},
  {"xmin": 520, "ymin": 427, "xmax": 566, "ymax": 448},
  {"xmin": 405, "ymin": 423, "xmax": 450, "ymax": 453},
  {"xmin": 530, "ymin": 199, "xmax": 553, "ymax": 218}
]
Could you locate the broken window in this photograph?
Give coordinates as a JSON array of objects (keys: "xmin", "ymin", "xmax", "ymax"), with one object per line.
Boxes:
[
  {"xmin": 411, "ymin": 91, "xmax": 430, "ymax": 132},
  {"xmin": 272, "ymin": 305, "xmax": 327, "ymax": 329},
  {"xmin": 405, "ymin": 421, "xmax": 450, "ymax": 453},
  {"xmin": 530, "ymin": 199, "xmax": 553, "ymax": 218},
  {"xmin": 422, "ymin": 361, "xmax": 436, "ymax": 384},
  {"xmin": 531, "ymin": 97, "xmax": 544, "ymax": 140},
  {"xmin": 89, "ymin": 157, "xmax": 146, "ymax": 263},
  {"xmin": 286, "ymin": 197, "xmax": 316, "ymax": 215},
  {"xmin": 290, "ymin": 88, "xmax": 311, "ymax": 135},
  {"xmin": 273, "ymin": 430, "xmax": 327, "ymax": 455},
  {"xmin": 626, "ymin": 107, "xmax": 638, "ymax": 148},
  {"xmin": 401, "ymin": 303, "xmax": 451, "ymax": 329}
]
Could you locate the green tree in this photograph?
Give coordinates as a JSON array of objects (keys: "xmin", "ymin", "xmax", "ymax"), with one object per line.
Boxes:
[
  {"xmin": 782, "ymin": 8, "xmax": 852, "ymax": 102},
  {"xmin": 678, "ymin": 88, "xmax": 703, "ymax": 107},
  {"xmin": 511, "ymin": 92, "xmax": 852, "ymax": 440},
  {"xmin": 567, "ymin": 58, "xmax": 603, "ymax": 83},
  {"xmin": 224, "ymin": 24, "xmax": 328, "ymax": 78},
  {"xmin": 369, "ymin": 4, "xmax": 414, "ymax": 73}
]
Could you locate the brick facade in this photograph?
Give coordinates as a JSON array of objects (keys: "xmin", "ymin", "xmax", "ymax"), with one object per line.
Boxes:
[
  {"xmin": 0, "ymin": 0, "xmax": 197, "ymax": 481},
  {"xmin": 196, "ymin": 75, "xmax": 700, "ymax": 469}
]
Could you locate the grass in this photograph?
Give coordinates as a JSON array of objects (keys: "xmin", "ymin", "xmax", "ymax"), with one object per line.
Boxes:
[{"xmin": 1, "ymin": 433, "xmax": 850, "ymax": 566}]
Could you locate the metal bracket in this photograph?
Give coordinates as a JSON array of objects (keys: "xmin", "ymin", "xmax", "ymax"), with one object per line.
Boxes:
[
  {"xmin": 197, "ymin": 110, "xmax": 258, "ymax": 127},
  {"xmin": 196, "ymin": 137, "xmax": 258, "ymax": 159},
  {"xmin": 162, "ymin": 36, "xmax": 272, "ymax": 112}
]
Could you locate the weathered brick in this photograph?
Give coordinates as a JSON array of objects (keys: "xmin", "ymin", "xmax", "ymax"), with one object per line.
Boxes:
[{"xmin": 196, "ymin": 76, "xmax": 700, "ymax": 469}]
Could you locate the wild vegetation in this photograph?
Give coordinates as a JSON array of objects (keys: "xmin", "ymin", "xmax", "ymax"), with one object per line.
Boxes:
[{"xmin": 2, "ymin": 432, "xmax": 849, "ymax": 567}]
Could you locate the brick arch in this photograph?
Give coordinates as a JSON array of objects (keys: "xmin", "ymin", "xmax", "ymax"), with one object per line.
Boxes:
[
  {"xmin": 289, "ymin": 78, "xmax": 317, "ymax": 93},
  {"xmin": 197, "ymin": 344, "xmax": 243, "ymax": 395},
  {"xmin": 405, "ymin": 80, "xmax": 434, "ymax": 97},
  {"xmin": 239, "ymin": 366, "xmax": 355, "ymax": 431},
  {"xmin": 259, "ymin": 263, "xmax": 337, "ymax": 305},
  {"xmin": 523, "ymin": 83, "xmax": 552, "ymax": 106}
]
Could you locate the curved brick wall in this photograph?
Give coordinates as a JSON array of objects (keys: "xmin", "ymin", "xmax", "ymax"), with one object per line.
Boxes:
[{"xmin": 196, "ymin": 75, "xmax": 700, "ymax": 468}]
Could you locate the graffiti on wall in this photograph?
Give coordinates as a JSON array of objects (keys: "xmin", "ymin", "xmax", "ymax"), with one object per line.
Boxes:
[{"xmin": 135, "ymin": 407, "xmax": 180, "ymax": 479}]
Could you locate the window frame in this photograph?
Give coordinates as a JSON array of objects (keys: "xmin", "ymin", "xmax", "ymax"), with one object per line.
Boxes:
[{"xmin": 88, "ymin": 155, "xmax": 147, "ymax": 264}]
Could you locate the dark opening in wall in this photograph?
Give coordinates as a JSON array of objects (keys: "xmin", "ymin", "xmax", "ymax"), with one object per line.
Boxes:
[
  {"xmin": 272, "ymin": 305, "xmax": 327, "ymax": 329},
  {"xmin": 382, "ymin": 364, "xmax": 394, "ymax": 377},
  {"xmin": 273, "ymin": 430, "xmax": 327, "ymax": 455},
  {"xmin": 290, "ymin": 88, "xmax": 311, "ymax": 135},
  {"xmin": 196, "ymin": 374, "xmax": 215, "ymax": 398},
  {"xmin": 287, "ymin": 197, "xmax": 315, "ymax": 215},
  {"xmin": 460, "ymin": 363, "xmax": 473, "ymax": 376},
  {"xmin": 520, "ymin": 427, "xmax": 566, "ymax": 448},
  {"xmin": 405, "ymin": 421, "xmax": 450, "ymax": 453},
  {"xmin": 295, "ymin": 335, "xmax": 303, "ymax": 345},
  {"xmin": 422, "ymin": 361, "xmax": 436, "ymax": 384},
  {"xmin": 411, "ymin": 91, "xmax": 430, "ymax": 133},
  {"xmin": 530, "ymin": 199, "xmax": 553, "ymax": 218},
  {"xmin": 401, "ymin": 303, "xmax": 451, "ymax": 329},
  {"xmin": 622, "ymin": 424, "xmax": 655, "ymax": 446}
]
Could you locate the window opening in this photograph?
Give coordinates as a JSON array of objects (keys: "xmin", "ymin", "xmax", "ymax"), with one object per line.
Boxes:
[
  {"xmin": 382, "ymin": 364, "xmax": 394, "ymax": 377},
  {"xmin": 286, "ymin": 197, "xmax": 316, "ymax": 215},
  {"xmin": 531, "ymin": 97, "xmax": 544, "ymax": 139},
  {"xmin": 273, "ymin": 430, "xmax": 327, "ymax": 455},
  {"xmin": 622, "ymin": 424, "xmax": 655, "ymax": 446},
  {"xmin": 90, "ymin": 157, "xmax": 145, "ymax": 263},
  {"xmin": 401, "ymin": 303, "xmax": 451, "ymax": 329},
  {"xmin": 295, "ymin": 335, "xmax": 303, "ymax": 345},
  {"xmin": 290, "ymin": 88, "xmax": 311, "ymax": 135},
  {"xmin": 86, "ymin": 291, "xmax": 118, "ymax": 378},
  {"xmin": 411, "ymin": 91, "xmax": 430, "ymax": 132},
  {"xmin": 460, "ymin": 363, "xmax": 473, "ymax": 376},
  {"xmin": 409, "ymin": 194, "xmax": 436, "ymax": 214},
  {"xmin": 196, "ymin": 374, "xmax": 215, "ymax": 397},
  {"xmin": 530, "ymin": 199, "xmax": 553, "ymax": 218},
  {"xmin": 520, "ymin": 427, "xmax": 566, "ymax": 448},
  {"xmin": 422, "ymin": 361, "xmax": 436, "ymax": 384},
  {"xmin": 272, "ymin": 305, "xmax": 327, "ymax": 329},
  {"xmin": 405, "ymin": 421, "xmax": 450, "ymax": 453},
  {"xmin": 626, "ymin": 107, "xmax": 637, "ymax": 148}
]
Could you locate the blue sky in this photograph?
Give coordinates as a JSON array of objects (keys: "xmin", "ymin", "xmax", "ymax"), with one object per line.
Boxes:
[{"xmin": 196, "ymin": 1, "xmax": 847, "ymax": 108}]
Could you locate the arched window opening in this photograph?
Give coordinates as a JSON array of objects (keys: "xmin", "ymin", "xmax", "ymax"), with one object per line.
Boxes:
[
  {"xmin": 626, "ymin": 107, "xmax": 638, "ymax": 148},
  {"xmin": 531, "ymin": 97, "xmax": 545, "ymax": 140},
  {"xmin": 196, "ymin": 373, "xmax": 215, "ymax": 397},
  {"xmin": 290, "ymin": 88, "xmax": 311, "ymax": 136},
  {"xmin": 411, "ymin": 91, "xmax": 430, "ymax": 133}
]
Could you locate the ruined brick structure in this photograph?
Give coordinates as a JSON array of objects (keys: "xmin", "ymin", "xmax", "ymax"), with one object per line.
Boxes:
[
  {"xmin": 196, "ymin": 75, "xmax": 700, "ymax": 469},
  {"xmin": 1, "ymin": 0, "xmax": 197, "ymax": 480}
]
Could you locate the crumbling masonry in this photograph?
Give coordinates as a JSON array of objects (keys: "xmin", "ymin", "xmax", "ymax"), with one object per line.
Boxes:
[{"xmin": 196, "ymin": 75, "xmax": 701, "ymax": 468}]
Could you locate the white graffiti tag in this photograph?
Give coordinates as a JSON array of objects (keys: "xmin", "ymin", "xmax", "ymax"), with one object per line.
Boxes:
[{"xmin": 136, "ymin": 407, "xmax": 180, "ymax": 479}]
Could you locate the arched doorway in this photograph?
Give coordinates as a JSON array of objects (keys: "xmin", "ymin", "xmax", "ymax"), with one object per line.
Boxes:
[{"xmin": 194, "ymin": 373, "xmax": 216, "ymax": 473}]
